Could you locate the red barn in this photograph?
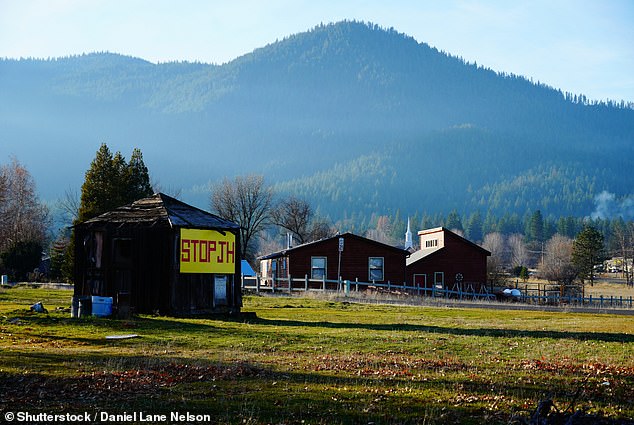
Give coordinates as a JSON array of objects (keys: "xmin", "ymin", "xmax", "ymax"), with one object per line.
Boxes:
[
  {"xmin": 259, "ymin": 233, "xmax": 408, "ymax": 285},
  {"xmin": 406, "ymin": 227, "xmax": 490, "ymax": 292}
]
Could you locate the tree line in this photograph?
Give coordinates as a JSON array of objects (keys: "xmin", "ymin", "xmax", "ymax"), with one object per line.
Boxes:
[{"xmin": 1, "ymin": 155, "xmax": 632, "ymax": 290}]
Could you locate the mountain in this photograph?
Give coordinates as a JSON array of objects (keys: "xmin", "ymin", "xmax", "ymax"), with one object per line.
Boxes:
[{"xmin": 1, "ymin": 21, "xmax": 633, "ymax": 223}]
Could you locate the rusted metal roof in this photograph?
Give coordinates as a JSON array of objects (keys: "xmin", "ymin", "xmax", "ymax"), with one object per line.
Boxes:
[{"xmin": 78, "ymin": 193, "xmax": 240, "ymax": 230}]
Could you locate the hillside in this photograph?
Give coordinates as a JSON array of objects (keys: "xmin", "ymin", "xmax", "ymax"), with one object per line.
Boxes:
[{"xmin": 1, "ymin": 21, "xmax": 633, "ymax": 221}]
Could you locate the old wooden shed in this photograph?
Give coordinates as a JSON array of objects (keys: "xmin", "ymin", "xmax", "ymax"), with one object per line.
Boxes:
[
  {"xmin": 73, "ymin": 193, "xmax": 242, "ymax": 316},
  {"xmin": 259, "ymin": 232, "xmax": 408, "ymax": 285}
]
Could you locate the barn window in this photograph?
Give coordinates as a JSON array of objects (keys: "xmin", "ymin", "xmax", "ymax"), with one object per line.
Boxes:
[
  {"xmin": 369, "ymin": 257, "xmax": 384, "ymax": 281},
  {"xmin": 434, "ymin": 272, "xmax": 444, "ymax": 287},
  {"xmin": 425, "ymin": 239, "xmax": 439, "ymax": 248},
  {"xmin": 311, "ymin": 257, "xmax": 327, "ymax": 279}
]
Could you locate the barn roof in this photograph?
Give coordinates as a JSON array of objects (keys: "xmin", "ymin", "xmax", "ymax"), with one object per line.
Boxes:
[
  {"xmin": 258, "ymin": 232, "xmax": 408, "ymax": 260},
  {"xmin": 406, "ymin": 227, "xmax": 490, "ymax": 266},
  {"xmin": 77, "ymin": 193, "xmax": 240, "ymax": 230}
]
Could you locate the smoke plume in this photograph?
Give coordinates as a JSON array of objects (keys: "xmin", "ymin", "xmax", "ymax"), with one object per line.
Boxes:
[{"xmin": 591, "ymin": 191, "xmax": 634, "ymax": 220}]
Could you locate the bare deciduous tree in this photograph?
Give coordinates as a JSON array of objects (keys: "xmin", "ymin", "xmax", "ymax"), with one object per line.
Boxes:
[
  {"xmin": 0, "ymin": 158, "xmax": 49, "ymax": 254},
  {"xmin": 611, "ymin": 220, "xmax": 633, "ymax": 285},
  {"xmin": 508, "ymin": 233, "xmax": 530, "ymax": 268},
  {"xmin": 482, "ymin": 232, "xmax": 506, "ymax": 285},
  {"xmin": 210, "ymin": 175, "xmax": 273, "ymax": 262},
  {"xmin": 272, "ymin": 196, "xmax": 334, "ymax": 244},
  {"xmin": 57, "ymin": 187, "xmax": 81, "ymax": 225},
  {"xmin": 271, "ymin": 196, "xmax": 311, "ymax": 244},
  {"xmin": 366, "ymin": 215, "xmax": 395, "ymax": 245},
  {"xmin": 540, "ymin": 234, "xmax": 577, "ymax": 292}
]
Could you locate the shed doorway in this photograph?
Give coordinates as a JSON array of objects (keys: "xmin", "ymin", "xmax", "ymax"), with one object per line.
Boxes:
[
  {"xmin": 113, "ymin": 238, "xmax": 133, "ymax": 295},
  {"xmin": 214, "ymin": 275, "xmax": 228, "ymax": 306}
]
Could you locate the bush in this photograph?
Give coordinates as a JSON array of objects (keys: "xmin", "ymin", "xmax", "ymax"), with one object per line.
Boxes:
[{"xmin": 0, "ymin": 240, "xmax": 43, "ymax": 281}]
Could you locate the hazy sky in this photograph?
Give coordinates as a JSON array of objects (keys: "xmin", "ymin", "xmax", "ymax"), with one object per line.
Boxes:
[{"xmin": 1, "ymin": 0, "xmax": 633, "ymax": 103}]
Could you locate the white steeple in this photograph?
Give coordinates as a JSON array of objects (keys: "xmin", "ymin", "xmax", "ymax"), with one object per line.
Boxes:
[{"xmin": 404, "ymin": 217, "xmax": 413, "ymax": 250}]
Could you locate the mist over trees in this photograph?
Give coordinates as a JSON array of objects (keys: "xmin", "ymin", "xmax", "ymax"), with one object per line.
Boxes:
[
  {"xmin": 1, "ymin": 21, "xmax": 633, "ymax": 226},
  {"xmin": 1, "ymin": 21, "xmax": 633, "ymax": 284}
]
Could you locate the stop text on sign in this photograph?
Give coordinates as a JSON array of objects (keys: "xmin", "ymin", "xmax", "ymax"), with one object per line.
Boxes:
[{"xmin": 180, "ymin": 228, "xmax": 235, "ymax": 274}]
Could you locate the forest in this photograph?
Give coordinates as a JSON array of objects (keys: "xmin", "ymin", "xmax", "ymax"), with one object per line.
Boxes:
[{"xmin": 1, "ymin": 20, "xmax": 633, "ymax": 227}]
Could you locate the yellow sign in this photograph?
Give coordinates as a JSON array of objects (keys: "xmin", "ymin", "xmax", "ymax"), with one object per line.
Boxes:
[{"xmin": 180, "ymin": 228, "xmax": 236, "ymax": 274}]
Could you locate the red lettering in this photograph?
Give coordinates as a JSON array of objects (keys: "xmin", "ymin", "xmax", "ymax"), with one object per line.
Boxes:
[
  {"xmin": 199, "ymin": 240, "xmax": 208, "ymax": 262},
  {"xmin": 217, "ymin": 241, "xmax": 226, "ymax": 263},
  {"xmin": 181, "ymin": 239, "xmax": 190, "ymax": 262},
  {"xmin": 182, "ymin": 237, "xmax": 234, "ymax": 266},
  {"xmin": 191, "ymin": 240, "xmax": 199, "ymax": 262},
  {"xmin": 208, "ymin": 241, "xmax": 216, "ymax": 261},
  {"xmin": 226, "ymin": 242, "xmax": 234, "ymax": 265}
]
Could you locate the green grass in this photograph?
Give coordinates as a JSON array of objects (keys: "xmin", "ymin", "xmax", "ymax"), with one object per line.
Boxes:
[{"xmin": 1, "ymin": 287, "xmax": 632, "ymax": 424}]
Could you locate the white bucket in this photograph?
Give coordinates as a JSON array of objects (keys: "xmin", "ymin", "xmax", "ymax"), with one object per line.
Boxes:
[{"xmin": 91, "ymin": 296, "xmax": 113, "ymax": 317}]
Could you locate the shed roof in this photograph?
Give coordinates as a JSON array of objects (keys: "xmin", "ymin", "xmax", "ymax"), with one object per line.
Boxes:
[{"xmin": 78, "ymin": 193, "xmax": 240, "ymax": 230}]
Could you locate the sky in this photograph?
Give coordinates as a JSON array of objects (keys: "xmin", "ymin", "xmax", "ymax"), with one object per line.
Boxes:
[{"xmin": 0, "ymin": 0, "xmax": 633, "ymax": 103}]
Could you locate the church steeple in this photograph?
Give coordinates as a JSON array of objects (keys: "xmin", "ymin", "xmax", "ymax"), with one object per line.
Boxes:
[{"xmin": 404, "ymin": 217, "xmax": 413, "ymax": 250}]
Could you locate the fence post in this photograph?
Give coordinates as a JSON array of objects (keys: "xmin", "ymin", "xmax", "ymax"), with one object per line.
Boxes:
[
  {"xmin": 387, "ymin": 280, "xmax": 391, "ymax": 291},
  {"xmin": 355, "ymin": 278, "xmax": 359, "ymax": 292},
  {"xmin": 600, "ymin": 295, "xmax": 604, "ymax": 308},
  {"xmin": 288, "ymin": 275, "xmax": 292, "ymax": 293},
  {"xmin": 256, "ymin": 275, "xmax": 260, "ymax": 293},
  {"xmin": 304, "ymin": 274, "xmax": 308, "ymax": 292},
  {"xmin": 272, "ymin": 277, "xmax": 276, "ymax": 294},
  {"xmin": 322, "ymin": 276, "xmax": 326, "ymax": 292}
]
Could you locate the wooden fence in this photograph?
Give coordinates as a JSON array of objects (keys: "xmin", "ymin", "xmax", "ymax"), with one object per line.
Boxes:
[
  {"xmin": 241, "ymin": 275, "xmax": 634, "ymax": 309},
  {"xmin": 241, "ymin": 275, "xmax": 495, "ymax": 300}
]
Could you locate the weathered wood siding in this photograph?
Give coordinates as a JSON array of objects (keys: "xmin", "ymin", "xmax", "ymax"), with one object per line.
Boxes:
[{"xmin": 74, "ymin": 226, "xmax": 241, "ymax": 315}]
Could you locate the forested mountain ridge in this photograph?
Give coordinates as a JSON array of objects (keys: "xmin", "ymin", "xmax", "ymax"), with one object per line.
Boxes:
[{"xmin": 1, "ymin": 21, "xmax": 633, "ymax": 222}]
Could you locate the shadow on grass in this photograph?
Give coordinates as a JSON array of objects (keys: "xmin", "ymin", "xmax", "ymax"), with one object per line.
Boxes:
[
  {"xmin": 251, "ymin": 317, "xmax": 634, "ymax": 343},
  {"xmin": 0, "ymin": 350, "xmax": 629, "ymax": 425}
]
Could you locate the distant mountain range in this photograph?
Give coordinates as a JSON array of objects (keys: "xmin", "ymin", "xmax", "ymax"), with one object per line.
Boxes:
[{"xmin": 2, "ymin": 21, "xmax": 633, "ymax": 223}]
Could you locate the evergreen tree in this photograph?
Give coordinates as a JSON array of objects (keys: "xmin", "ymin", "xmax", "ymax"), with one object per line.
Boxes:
[
  {"xmin": 445, "ymin": 209, "xmax": 463, "ymax": 232},
  {"xmin": 68, "ymin": 144, "xmax": 153, "ymax": 283},
  {"xmin": 526, "ymin": 210, "xmax": 544, "ymax": 243},
  {"xmin": 465, "ymin": 211, "xmax": 483, "ymax": 242},
  {"xmin": 77, "ymin": 144, "xmax": 119, "ymax": 222},
  {"xmin": 126, "ymin": 148, "xmax": 153, "ymax": 201},
  {"xmin": 572, "ymin": 225, "xmax": 605, "ymax": 286},
  {"xmin": 78, "ymin": 144, "xmax": 153, "ymax": 222}
]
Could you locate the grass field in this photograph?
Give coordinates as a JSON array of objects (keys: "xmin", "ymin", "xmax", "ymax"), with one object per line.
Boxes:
[{"xmin": 0, "ymin": 287, "xmax": 632, "ymax": 424}]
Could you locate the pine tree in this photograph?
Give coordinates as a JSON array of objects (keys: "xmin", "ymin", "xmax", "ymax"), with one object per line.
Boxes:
[
  {"xmin": 67, "ymin": 144, "xmax": 153, "ymax": 283},
  {"xmin": 526, "ymin": 210, "xmax": 544, "ymax": 243},
  {"xmin": 77, "ymin": 144, "xmax": 119, "ymax": 222},
  {"xmin": 465, "ymin": 211, "xmax": 483, "ymax": 242},
  {"xmin": 445, "ymin": 210, "xmax": 463, "ymax": 233},
  {"xmin": 77, "ymin": 144, "xmax": 153, "ymax": 222},
  {"xmin": 126, "ymin": 148, "xmax": 153, "ymax": 201},
  {"xmin": 572, "ymin": 225, "xmax": 605, "ymax": 286}
]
